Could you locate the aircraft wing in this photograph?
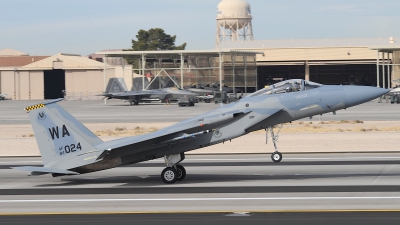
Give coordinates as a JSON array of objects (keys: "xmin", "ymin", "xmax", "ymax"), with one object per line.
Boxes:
[
  {"xmin": 109, "ymin": 91, "xmax": 168, "ymax": 100},
  {"xmin": 94, "ymin": 108, "xmax": 283, "ymax": 160}
]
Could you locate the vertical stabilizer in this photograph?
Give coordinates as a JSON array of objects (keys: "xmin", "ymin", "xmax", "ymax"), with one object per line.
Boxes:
[
  {"xmin": 105, "ymin": 78, "xmax": 128, "ymax": 94},
  {"xmin": 25, "ymin": 99, "xmax": 103, "ymax": 167}
]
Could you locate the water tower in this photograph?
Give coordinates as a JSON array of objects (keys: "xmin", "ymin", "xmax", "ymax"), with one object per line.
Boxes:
[{"xmin": 216, "ymin": 0, "xmax": 254, "ymax": 46}]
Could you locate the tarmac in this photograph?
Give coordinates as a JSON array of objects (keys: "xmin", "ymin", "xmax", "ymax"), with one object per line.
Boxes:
[{"xmin": 2, "ymin": 153, "xmax": 400, "ymax": 215}]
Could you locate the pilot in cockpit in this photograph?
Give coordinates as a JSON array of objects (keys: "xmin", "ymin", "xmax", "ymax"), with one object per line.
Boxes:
[
  {"xmin": 285, "ymin": 83, "xmax": 293, "ymax": 92},
  {"xmin": 293, "ymin": 82, "xmax": 300, "ymax": 92}
]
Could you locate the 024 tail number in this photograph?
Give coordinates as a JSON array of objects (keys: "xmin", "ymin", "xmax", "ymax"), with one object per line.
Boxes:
[{"xmin": 59, "ymin": 143, "xmax": 82, "ymax": 156}]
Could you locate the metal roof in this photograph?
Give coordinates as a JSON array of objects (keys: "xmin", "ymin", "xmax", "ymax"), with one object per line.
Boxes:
[
  {"xmin": 369, "ymin": 46, "xmax": 400, "ymax": 53},
  {"xmin": 0, "ymin": 48, "xmax": 28, "ymax": 56},
  {"xmin": 95, "ymin": 49, "xmax": 264, "ymax": 57},
  {"xmin": 20, "ymin": 53, "xmax": 105, "ymax": 70},
  {"xmin": 0, "ymin": 56, "xmax": 49, "ymax": 67},
  {"xmin": 217, "ymin": 37, "xmax": 400, "ymax": 49}
]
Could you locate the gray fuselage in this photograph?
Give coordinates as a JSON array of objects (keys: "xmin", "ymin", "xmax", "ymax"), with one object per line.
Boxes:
[{"xmin": 73, "ymin": 81, "xmax": 388, "ymax": 173}]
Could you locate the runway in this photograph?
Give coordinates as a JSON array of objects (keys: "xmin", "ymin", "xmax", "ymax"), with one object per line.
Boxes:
[
  {"xmin": 2, "ymin": 212, "xmax": 400, "ymax": 225},
  {"xmin": 2, "ymin": 153, "xmax": 400, "ymax": 214}
]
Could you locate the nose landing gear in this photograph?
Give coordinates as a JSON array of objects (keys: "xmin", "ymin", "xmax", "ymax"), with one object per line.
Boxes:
[
  {"xmin": 266, "ymin": 124, "xmax": 283, "ymax": 163},
  {"xmin": 271, "ymin": 152, "xmax": 282, "ymax": 163}
]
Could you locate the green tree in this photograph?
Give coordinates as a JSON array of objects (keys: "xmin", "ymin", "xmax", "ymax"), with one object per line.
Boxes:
[
  {"xmin": 125, "ymin": 28, "xmax": 187, "ymax": 66},
  {"xmin": 131, "ymin": 28, "xmax": 186, "ymax": 51}
]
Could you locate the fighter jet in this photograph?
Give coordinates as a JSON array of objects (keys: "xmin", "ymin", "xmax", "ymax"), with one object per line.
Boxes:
[
  {"xmin": 202, "ymin": 82, "xmax": 240, "ymax": 93},
  {"xmin": 0, "ymin": 93, "xmax": 7, "ymax": 100},
  {"xmin": 385, "ymin": 86, "xmax": 400, "ymax": 104},
  {"xmin": 185, "ymin": 82, "xmax": 239, "ymax": 94},
  {"xmin": 379, "ymin": 79, "xmax": 400, "ymax": 104},
  {"xmin": 184, "ymin": 82, "xmax": 214, "ymax": 95},
  {"xmin": 14, "ymin": 79, "xmax": 388, "ymax": 184},
  {"xmin": 102, "ymin": 78, "xmax": 197, "ymax": 105}
]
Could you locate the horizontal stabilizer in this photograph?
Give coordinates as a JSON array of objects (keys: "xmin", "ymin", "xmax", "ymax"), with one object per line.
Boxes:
[{"xmin": 11, "ymin": 166, "xmax": 79, "ymax": 175}]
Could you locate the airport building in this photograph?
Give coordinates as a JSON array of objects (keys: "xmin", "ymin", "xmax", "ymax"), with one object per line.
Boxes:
[
  {"xmin": 1, "ymin": 0, "xmax": 400, "ymax": 100},
  {"xmin": 215, "ymin": 0, "xmax": 400, "ymax": 89},
  {"xmin": 218, "ymin": 38, "xmax": 400, "ymax": 89},
  {"xmin": 0, "ymin": 49, "xmax": 126, "ymax": 100}
]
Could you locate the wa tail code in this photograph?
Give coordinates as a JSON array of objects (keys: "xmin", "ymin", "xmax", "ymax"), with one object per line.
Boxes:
[{"xmin": 48, "ymin": 125, "xmax": 70, "ymax": 140}]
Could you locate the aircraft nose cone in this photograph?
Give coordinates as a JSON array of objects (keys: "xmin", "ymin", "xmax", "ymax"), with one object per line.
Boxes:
[{"xmin": 342, "ymin": 86, "xmax": 389, "ymax": 108}]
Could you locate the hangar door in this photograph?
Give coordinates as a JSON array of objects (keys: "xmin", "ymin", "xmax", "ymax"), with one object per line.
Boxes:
[{"xmin": 44, "ymin": 70, "xmax": 65, "ymax": 99}]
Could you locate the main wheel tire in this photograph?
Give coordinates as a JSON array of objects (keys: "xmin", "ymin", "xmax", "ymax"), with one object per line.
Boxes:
[
  {"xmin": 130, "ymin": 100, "xmax": 139, "ymax": 105},
  {"xmin": 161, "ymin": 167, "xmax": 178, "ymax": 184},
  {"xmin": 175, "ymin": 165, "xmax": 186, "ymax": 181},
  {"xmin": 271, "ymin": 152, "xmax": 282, "ymax": 163},
  {"xmin": 205, "ymin": 99, "xmax": 210, "ymax": 103}
]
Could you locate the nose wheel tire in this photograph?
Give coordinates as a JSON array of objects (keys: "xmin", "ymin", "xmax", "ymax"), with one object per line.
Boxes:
[
  {"xmin": 271, "ymin": 152, "xmax": 282, "ymax": 163},
  {"xmin": 161, "ymin": 167, "xmax": 178, "ymax": 184},
  {"xmin": 175, "ymin": 165, "xmax": 186, "ymax": 181}
]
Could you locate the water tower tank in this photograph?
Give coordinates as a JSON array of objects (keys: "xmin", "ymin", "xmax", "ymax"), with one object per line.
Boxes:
[
  {"xmin": 217, "ymin": 0, "xmax": 252, "ymax": 29},
  {"xmin": 216, "ymin": 0, "xmax": 253, "ymax": 46}
]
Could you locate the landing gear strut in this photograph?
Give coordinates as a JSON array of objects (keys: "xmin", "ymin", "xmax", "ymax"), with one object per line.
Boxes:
[
  {"xmin": 266, "ymin": 124, "xmax": 283, "ymax": 163},
  {"xmin": 161, "ymin": 153, "xmax": 186, "ymax": 184}
]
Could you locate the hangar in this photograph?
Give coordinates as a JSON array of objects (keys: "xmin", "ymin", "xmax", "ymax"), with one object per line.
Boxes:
[
  {"xmin": 96, "ymin": 49, "xmax": 262, "ymax": 94},
  {"xmin": 0, "ymin": 49, "xmax": 119, "ymax": 100},
  {"xmin": 217, "ymin": 37, "xmax": 400, "ymax": 89},
  {"xmin": 2, "ymin": 44, "xmax": 399, "ymax": 101},
  {"xmin": 214, "ymin": 0, "xmax": 400, "ymax": 89}
]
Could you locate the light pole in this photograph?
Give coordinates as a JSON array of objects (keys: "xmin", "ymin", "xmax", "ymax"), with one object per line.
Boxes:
[{"xmin": 13, "ymin": 68, "xmax": 17, "ymax": 100}]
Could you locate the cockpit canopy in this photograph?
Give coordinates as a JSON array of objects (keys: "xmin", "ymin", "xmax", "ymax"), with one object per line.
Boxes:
[{"xmin": 248, "ymin": 79, "xmax": 322, "ymax": 97}]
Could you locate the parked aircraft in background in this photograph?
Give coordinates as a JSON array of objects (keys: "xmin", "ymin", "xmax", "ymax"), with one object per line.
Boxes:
[
  {"xmin": 184, "ymin": 82, "xmax": 240, "ymax": 95},
  {"xmin": 14, "ymin": 79, "xmax": 388, "ymax": 184},
  {"xmin": 0, "ymin": 93, "xmax": 7, "ymax": 100},
  {"xmin": 378, "ymin": 79, "xmax": 400, "ymax": 104},
  {"xmin": 184, "ymin": 82, "xmax": 215, "ymax": 95},
  {"xmin": 385, "ymin": 86, "xmax": 400, "ymax": 104},
  {"xmin": 102, "ymin": 78, "xmax": 197, "ymax": 105},
  {"xmin": 202, "ymin": 82, "xmax": 240, "ymax": 93}
]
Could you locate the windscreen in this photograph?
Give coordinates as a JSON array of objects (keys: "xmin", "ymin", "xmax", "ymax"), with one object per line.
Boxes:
[{"xmin": 247, "ymin": 79, "xmax": 322, "ymax": 97}]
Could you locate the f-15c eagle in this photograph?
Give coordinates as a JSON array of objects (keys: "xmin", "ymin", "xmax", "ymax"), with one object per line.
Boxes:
[{"xmin": 14, "ymin": 79, "xmax": 388, "ymax": 184}]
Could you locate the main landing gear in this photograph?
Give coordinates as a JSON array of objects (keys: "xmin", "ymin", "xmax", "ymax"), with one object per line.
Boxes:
[
  {"xmin": 266, "ymin": 124, "xmax": 283, "ymax": 163},
  {"xmin": 129, "ymin": 99, "xmax": 139, "ymax": 105},
  {"xmin": 161, "ymin": 153, "xmax": 186, "ymax": 184}
]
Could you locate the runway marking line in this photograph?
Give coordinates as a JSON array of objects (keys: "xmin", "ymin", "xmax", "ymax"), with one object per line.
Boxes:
[
  {"xmin": 2, "ymin": 196, "xmax": 400, "ymax": 203},
  {"xmin": 148, "ymin": 157, "xmax": 400, "ymax": 162},
  {"xmin": 1, "ymin": 209, "xmax": 400, "ymax": 216},
  {"xmin": 0, "ymin": 161, "xmax": 42, "ymax": 164},
  {"xmin": 3, "ymin": 156, "xmax": 400, "ymax": 165}
]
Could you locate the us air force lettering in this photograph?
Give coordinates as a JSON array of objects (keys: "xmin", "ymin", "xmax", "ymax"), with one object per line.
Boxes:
[{"xmin": 13, "ymin": 79, "xmax": 389, "ymax": 183}]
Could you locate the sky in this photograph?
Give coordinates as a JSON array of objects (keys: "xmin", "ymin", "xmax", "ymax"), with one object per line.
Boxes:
[{"xmin": 1, "ymin": 0, "xmax": 399, "ymax": 56}]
